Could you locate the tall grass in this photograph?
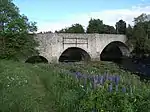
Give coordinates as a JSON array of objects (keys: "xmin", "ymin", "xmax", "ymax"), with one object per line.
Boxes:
[
  {"xmin": 0, "ymin": 60, "xmax": 150, "ymax": 112},
  {"xmin": 0, "ymin": 60, "xmax": 83, "ymax": 112}
]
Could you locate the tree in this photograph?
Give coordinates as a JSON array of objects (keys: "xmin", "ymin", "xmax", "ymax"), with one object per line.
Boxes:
[
  {"xmin": 0, "ymin": 0, "xmax": 38, "ymax": 60},
  {"xmin": 134, "ymin": 13, "xmax": 150, "ymax": 39},
  {"xmin": 132, "ymin": 25, "xmax": 147, "ymax": 55},
  {"xmin": 115, "ymin": 20, "xmax": 126, "ymax": 34},
  {"xmin": 86, "ymin": 19, "xmax": 104, "ymax": 33},
  {"xmin": 103, "ymin": 25, "xmax": 116, "ymax": 34},
  {"xmin": 56, "ymin": 24, "xmax": 85, "ymax": 33},
  {"xmin": 140, "ymin": 21, "xmax": 150, "ymax": 39},
  {"xmin": 126, "ymin": 24, "xmax": 133, "ymax": 39},
  {"xmin": 130, "ymin": 14, "xmax": 150, "ymax": 56},
  {"xmin": 126, "ymin": 24, "xmax": 134, "ymax": 48},
  {"xmin": 134, "ymin": 13, "xmax": 148, "ymax": 25},
  {"xmin": 67, "ymin": 24, "xmax": 85, "ymax": 33}
]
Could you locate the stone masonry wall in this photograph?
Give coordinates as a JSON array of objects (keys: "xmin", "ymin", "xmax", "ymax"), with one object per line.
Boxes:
[{"xmin": 34, "ymin": 33, "xmax": 127, "ymax": 63}]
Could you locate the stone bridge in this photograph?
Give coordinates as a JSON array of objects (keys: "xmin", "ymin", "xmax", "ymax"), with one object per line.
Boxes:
[{"xmin": 26, "ymin": 33, "xmax": 130, "ymax": 63}]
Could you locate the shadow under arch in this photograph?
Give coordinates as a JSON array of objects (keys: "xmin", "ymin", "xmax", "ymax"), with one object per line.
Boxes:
[
  {"xmin": 25, "ymin": 56, "xmax": 48, "ymax": 64},
  {"xmin": 59, "ymin": 47, "xmax": 91, "ymax": 62},
  {"xmin": 100, "ymin": 41, "xmax": 130, "ymax": 61}
]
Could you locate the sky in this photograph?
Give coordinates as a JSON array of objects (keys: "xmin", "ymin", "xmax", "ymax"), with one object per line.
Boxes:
[{"xmin": 13, "ymin": 0, "xmax": 150, "ymax": 32}]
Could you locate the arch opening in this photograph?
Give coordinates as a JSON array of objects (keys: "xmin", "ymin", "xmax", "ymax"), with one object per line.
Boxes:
[
  {"xmin": 100, "ymin": 41, "xmax": 129, "ymax": 61},
  {"xmin": 25, "ymin": 56, "xmax": 48, "ymax": 64},
  {"xmin": 59, "ymin": 47, "xmax": 91, "ymax": 62}
]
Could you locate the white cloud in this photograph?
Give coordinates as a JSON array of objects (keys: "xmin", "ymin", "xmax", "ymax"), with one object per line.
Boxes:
[{"xmin": 37, "ymin": 4, "xmax": 150, "ymax": 33}]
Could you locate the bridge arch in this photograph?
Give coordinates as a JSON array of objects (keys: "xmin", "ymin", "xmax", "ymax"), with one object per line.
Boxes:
[
  {"xmin": 25, "ymin": 55, "xmax": 48, "ymax": 64},
  {"xmin": 59, "ymin": 47, "xmax": 91, "ymax": 62},
  {"xmin": 100, "ymin": 41, "xmax": 130, "ymax": 61}
]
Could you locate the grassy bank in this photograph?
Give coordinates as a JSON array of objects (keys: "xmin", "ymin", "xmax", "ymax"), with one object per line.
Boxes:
[{"xmin": 0, "ymin": 60, "xmax": 150, "ymax": 112}]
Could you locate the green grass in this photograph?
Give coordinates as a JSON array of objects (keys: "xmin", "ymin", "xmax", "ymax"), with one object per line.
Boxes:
[
  {"xmin": 0, "ymin": 60, "xmax": 82, "ymax": 112},
  {"xmin": 0, "ymin": 60, "xmax": 150, "ymax": 112}
]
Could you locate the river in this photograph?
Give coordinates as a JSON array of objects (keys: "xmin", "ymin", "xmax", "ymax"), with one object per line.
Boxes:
[{"xmin": 113, "ymin": 56, "xmax": 150, "ymax": 80}]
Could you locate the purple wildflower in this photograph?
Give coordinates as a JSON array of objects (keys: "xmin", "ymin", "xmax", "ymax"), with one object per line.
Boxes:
[
  {"xmin": 75, "ymin": 72, "xmax": 82, "ymax": 79},
  {"xmin": 108, "ymin": 76, "xmax": 113, "ymax": 82},
  {"xmin": 92, "ymin": 76, "xmax": 98, "ymax": 89},
  {"xmin": 114, "ymin": 76, "xmax": 120, "ymax": 85},
  {"xmin": 99, "ymin": 76, "xmax": 104, "ymax": 85},
  {"xmin": 108, "ymin": 83, "xmax": 113, "ymax": 92},
  {"xmin": 103, "ymin": 73, "xmax": 108, "ymax": 81},
  {"xmin": 94, "ymin": 75, "xmax": 99, "ymax": 84}
]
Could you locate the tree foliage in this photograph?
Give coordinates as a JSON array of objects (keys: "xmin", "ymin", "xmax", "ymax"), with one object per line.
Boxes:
[
  {"xmin": 86, "ymin": 18, "xmax": 116, "ymax": 34},
  {"xmin": 102, "ymin": 25, "xmax": 116, "ymax": 34},
  {"xmin": 115, "ymin": 20, "xmax": 126, "ymax": 34},
  {"xmin": 86, "ymin": 19, "xmax": 104, "ymax": 33},
  {"xmin": 128, "ymin": 13, "xmax": 150, "ymax": 56},
  {"xmin": 134, "ymin": 13, "xmax": 148, "ymax": 25},
  {"xmin": 0, "ymin": 0, "xmax": 39, "ymax": 60},
  {"xmin": 126, "ymin": 24, "xmax": 133, "ymax": 39},
  {"xmin": 132, "ymin": 25, "xmax": 147, "ymax": 54},
  {"xmin": 55, "ymin": 24, "xmax": 85, "ymax": 33}
]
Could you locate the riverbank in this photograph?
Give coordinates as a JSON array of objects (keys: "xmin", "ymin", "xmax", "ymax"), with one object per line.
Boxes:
[{"xmin": 0, "ymin": 60, "xmax": 150, "ymax": 112}]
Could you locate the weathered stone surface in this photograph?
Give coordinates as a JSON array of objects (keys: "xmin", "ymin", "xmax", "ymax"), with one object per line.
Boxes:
[{"xmin": 33, "ymin": 33, "xmax": 129, "ymax": 63}]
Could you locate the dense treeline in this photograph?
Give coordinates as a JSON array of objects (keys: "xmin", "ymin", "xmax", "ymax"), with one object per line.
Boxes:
[{"xmin": 0, "ymin": 0, "xmax": 150, "ymax": 61}]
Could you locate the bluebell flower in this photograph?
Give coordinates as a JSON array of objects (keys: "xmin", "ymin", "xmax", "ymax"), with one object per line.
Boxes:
[
  {"xmin": 99, "ymin": 76, "xmax": 104, "ymax": 85},
  {"xmin": 103, "ymin": 73, "xmax": 108, "ymax": 81},
  {"xmin": 90, "ymin": 76, "xmax": 98, "ymax": 89},
  {"xmin": 108, "ymin": 83, "xmax": 113, "ymax": 92},
  {"xmin": 75, "ymin": 72, "xmax": 83, "ymax": 79},
  {"xmin": 92, "ymin": 76, "xmax": 98, "ymax": 89},
  {"xmin": 94, "ymin": 75, "xmax": 99, "ymax": 84},
  {"xmin": 114, "ymin": 76, "xmax": 120, "ymax": 85},
  {"xmin": 108, "ymin": 76, "xmax": 113, "ymax": 82},
  {"xmin": 113, "ymin": 76, "xmax": 117, "ymax": 82},
  {"xmin": 97, "ymin": 76, "xmax": 101, "ymax": 84}
]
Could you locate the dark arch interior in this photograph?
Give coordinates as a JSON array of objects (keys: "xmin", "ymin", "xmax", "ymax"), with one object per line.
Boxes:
[
  {"xmin": 59, "ymin": 47, "xmax": 91, "ymax": 62},
  {"xmin": 25, "ymin": 56, "xmax": 48, "ymax": 64},
  {"xmin": 100, "ymin": 41, "xmax": 129, "ymax": 61}
]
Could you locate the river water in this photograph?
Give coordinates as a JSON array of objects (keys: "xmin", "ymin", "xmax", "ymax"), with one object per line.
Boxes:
[{"xmin": 113, "ymin": 56, "xmax": 150, "ymax": 80}]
